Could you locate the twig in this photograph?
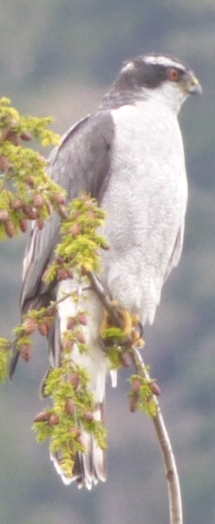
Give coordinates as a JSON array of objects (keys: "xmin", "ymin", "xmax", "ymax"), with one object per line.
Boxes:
[
  {"xmin": 90, "ymin": 271, "xmax": 183, "ymax": 524},
  {"xmin": 9, "ymin": 290, "xmax": 85, "ymax": 379},
  {"xmin": 89, "ymin": 272, "xmax": 123, "ymax": 327},
  {"xmin": 131, "ymin": 346, "xmax": 183, "ymax": 524}
]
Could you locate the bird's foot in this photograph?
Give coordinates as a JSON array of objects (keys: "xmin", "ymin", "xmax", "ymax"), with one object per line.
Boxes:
[{"xmin": 99, "ymin": 306, "xmax": 145, "ymax": 349}]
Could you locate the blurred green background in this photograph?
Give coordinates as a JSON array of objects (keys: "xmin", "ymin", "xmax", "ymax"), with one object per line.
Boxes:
[{"xmin": 0, "ymin": 1, "xmax": 215, "ymax": 523}]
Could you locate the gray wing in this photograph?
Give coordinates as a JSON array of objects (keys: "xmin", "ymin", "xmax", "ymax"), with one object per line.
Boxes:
[{"xmin": 20, "ymin": 110, "xmax": 115, "ymax": 313}]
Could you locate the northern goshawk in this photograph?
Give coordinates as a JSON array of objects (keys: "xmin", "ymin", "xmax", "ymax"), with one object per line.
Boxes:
[{"xmin": 17, "ymin": 53, "xmax": 201, "ymax": 488}]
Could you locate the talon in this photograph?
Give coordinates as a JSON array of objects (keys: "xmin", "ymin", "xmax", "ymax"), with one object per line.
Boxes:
[
  {"xmin": 136, "ymin": 338, "xmax": 145, "ymax": 348},
  {"xmin": 99, "ymin": 307, "xmax": 144, "ymax": 348},
  {"xmin": 99, "ymin": 307, "xmax": 133, "ymax": 337}
]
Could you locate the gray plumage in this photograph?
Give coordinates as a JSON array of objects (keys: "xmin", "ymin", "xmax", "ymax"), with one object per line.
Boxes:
[{"xmin": 17, "ymin": 53, "xmax": 201, "ymax": 488}]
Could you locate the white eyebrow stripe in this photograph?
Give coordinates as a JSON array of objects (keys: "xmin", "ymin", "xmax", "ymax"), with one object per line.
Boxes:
[
  {"xmin": 144, "ymin": 55, "xmax": 185, "ymax": 70},
  {"xmin": 121, "ymin": 61, "xmax": 135, "ymax": 73}
]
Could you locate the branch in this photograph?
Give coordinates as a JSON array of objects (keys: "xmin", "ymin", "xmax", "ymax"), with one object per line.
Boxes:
[
  {"xmin": 131, "ymin": 347, "xmax": 183, "ymax": 524},
  {"xmin": 89, "ymin": 272, "xmax": 123, "ymax": 327},
  {"xmin": 91, "ymin": 272, "xmax": 183, "ymax": 524}
]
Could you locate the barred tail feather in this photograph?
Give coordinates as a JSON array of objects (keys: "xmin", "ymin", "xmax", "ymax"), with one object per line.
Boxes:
[
  {"xmin": 49, "ymin": 278, "xmax": 107, "ymax": 489},
  {"xmin": 50, "ymin": 401, "xmax": 106, "ymax": 489}
]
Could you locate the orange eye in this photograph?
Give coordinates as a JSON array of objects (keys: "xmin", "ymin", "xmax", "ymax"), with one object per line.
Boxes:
[{"xmin": 168, "ymin": 68, "xmax": 180, "ymax": 81}]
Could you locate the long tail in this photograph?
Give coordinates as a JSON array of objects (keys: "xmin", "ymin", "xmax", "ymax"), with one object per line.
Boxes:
[
  {"xmin": 50, "ymin": 401, "xmax": 106, "ymax": 489},
  {"xmin": 49, "ymin": 279, "xmax": 107, "ymax": 489}
]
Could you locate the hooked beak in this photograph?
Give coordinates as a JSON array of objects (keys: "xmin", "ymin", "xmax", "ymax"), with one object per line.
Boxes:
[{"xmin": 188, "ymin": 76, "xmax": 202, "ymax": 95}]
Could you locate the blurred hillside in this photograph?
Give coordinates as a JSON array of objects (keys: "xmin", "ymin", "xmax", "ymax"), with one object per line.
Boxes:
[{"xmin": 0, "ymin": 1, "xmax": 215, "ymax": 524}]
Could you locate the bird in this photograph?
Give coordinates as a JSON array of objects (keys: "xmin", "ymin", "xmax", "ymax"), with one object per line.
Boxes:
[{"xmin": 15, "ymin": 53, "xmax": 201, "ymax": 489}]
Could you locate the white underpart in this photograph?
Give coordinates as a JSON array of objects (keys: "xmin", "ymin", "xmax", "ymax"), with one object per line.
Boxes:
[
  {"xmin": 100, "ymin": 99, "xmax": 188, "ymax": 326},
  {"xmin": 142, "ymin": 82, "xmax": 187, "ymax": 112}
]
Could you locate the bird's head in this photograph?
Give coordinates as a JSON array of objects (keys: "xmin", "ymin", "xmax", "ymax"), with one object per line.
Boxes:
[{"xmin": 105, "ymin": 53, "xmax": 202, "ymax": 112}]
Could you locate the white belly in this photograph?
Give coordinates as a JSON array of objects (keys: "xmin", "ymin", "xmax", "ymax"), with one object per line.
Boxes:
[{"xmin": 100, "ymin": 102, "xmax": 188, "ymax": 324}]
